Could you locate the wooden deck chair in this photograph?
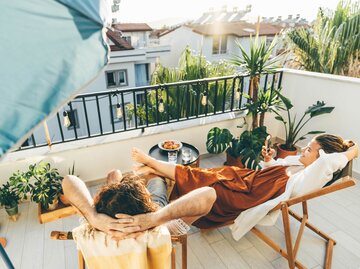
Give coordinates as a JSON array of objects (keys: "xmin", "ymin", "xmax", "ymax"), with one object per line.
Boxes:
[
  {"xmin": 250, "ymin": 161, "xmax": 356, "ymax": 269},
  {"xmin": 51, "ymin": 230, "xmax": 187, "ymax": 269}
]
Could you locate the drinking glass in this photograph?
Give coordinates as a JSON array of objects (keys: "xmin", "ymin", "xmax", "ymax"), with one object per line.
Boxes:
[
  {"xmin": 182, "ymin": 148, "xmax": 192, "ymax": 163},
  {"xmin": 168, "ymin": 151, "xmax": 178, "ymax": 164}
]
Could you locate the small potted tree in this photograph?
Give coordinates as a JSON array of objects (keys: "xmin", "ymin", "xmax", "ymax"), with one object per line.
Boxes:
[
  {"xmin": 0, "ymin": 182, "xmax": 20, "ymax": 221},
  {"xmin": 9, "ymin": 170, "xmax": 33, "ymax": 201},
  {"xmin": 274, "ymin": 91, "xmax": 335, "ymax": 158},
  {"xmin": 30, "ymin": 162, "xmax": 63, "ymax": 211}
]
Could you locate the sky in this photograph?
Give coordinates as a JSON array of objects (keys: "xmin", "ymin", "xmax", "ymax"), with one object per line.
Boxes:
[{"xmin": 117, "ymin": 0, "xmax": 342, "ymax": 27}]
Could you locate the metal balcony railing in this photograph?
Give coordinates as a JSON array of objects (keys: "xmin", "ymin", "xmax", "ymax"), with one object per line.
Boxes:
[{"xmin": 18, "ymin": 71, "xmax": 283, "ymax": 151}]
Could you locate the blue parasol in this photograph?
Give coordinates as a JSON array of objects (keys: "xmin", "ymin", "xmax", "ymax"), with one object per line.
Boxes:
[{"xmin": 0, "ymin": 0, "xmax": 112, "ymax": 158}]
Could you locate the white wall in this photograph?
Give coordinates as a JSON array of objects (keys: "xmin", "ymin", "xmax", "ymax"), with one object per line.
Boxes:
[
  {"xmin": 266, "ymin": 69, "xmax": 360, "ymax": 173},
  {"xmin": 159, "ymin": 26, "xmax": 203, "ymax": 67}
]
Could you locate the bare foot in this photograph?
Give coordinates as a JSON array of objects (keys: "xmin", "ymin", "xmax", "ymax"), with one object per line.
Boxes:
[
  {"xmin": 133, "ymin": 165, "xmax": 156, "ymax": 176},
  {"xmin": 132, "ymin": 148, "xmax": 152, "ymax": 165},
  {"xmin": 106, "ymin": 169, "xmax": 123, "ymax": 184}
]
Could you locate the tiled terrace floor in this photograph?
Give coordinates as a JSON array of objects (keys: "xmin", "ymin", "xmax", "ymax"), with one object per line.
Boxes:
[{"xmin": 1, "ymin": 154, "xmax": 360, "ymax": 269}]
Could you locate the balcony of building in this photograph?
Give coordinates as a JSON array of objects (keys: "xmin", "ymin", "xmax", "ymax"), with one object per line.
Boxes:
[{"xmin": 0, "ymin": 69, "xmax": 360, "ymax": 268}]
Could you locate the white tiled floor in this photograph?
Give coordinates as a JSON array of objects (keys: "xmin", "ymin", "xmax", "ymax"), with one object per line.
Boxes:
[{"xmin": 1, "ymin": 154, "xmax": 360, "ymax": 268}]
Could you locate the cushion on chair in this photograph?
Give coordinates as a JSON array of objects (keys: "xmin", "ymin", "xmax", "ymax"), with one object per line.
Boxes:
[{"xmin": 72, "ymin": 223, "xmax": 172, "ymax": 269}]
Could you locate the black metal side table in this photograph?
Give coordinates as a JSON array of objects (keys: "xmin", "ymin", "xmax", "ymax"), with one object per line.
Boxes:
[{"xmin": 148, "ymin": 142, "xmax": 200, "ymax": 167}]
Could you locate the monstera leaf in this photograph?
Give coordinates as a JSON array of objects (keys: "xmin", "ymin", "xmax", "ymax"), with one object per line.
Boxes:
[
  {"xmin": 206, "ymin": 127, "xmax": 233, "ymax": 154},
  {"xmin": 238, "ymin": 126, "xmax": 268, "ymax": 169}
]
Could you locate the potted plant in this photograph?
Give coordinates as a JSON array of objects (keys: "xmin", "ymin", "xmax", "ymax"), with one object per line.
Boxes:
[
  {"xmin": 274, "ymin": 91, "xmax": 335, "ymax": 158},
  {"xmin": 0, "ymin": 182, "xmax": 20, "ymax": 221},
  {"xmin": 30, "ymin": 162, "xmax": 63, "ymax": 211},
  {"xmin": 206, "ymin": 87, "xmax": 283, "ymax": 169},
  {"xmin": 230, "ymin": 35, "xmax": 283, "ymax": 128},
  {"xmin": 9, "ymin": 170, "xmax": 33, "ymax": 201}
]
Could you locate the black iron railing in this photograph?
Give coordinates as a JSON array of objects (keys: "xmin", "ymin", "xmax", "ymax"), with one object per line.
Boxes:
[{"xmin": 18, "ymin": 71, "xmax": 283, "ymax": 151}]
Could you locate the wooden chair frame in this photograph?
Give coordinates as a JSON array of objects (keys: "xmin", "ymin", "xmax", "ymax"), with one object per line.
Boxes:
[
  {"xmin": 51, "ymin": 231, "xmax": 187, "ymax": 269},
  {"xmin": 250, "ymin": 176, "xmax": 356, "ymax": 269}
]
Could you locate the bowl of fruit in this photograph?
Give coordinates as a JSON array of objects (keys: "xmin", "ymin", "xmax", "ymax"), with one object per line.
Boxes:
[{"xmin": 158, "ymin": 140, "xmax": 183, "ymax": 152}]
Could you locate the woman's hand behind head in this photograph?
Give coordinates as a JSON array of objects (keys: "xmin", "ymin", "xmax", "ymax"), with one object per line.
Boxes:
[{"xmin": 345, "ymin": 142, "xmax": 359, "ymax": 161}]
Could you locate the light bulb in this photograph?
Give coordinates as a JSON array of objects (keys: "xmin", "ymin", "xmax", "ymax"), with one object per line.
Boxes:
[
  {"xmin": 235, "ymin": 89, "xmax": 241, "ymax": 100},
  {"xmin": 116, "ymin": 103, "xmax": 122, "ymax": 118},
  {"xmin": 63, "ymin": 111, "xmax": 71, "ymax": 128},
  {"xmin": 158, "ymin": 99, "xmax": 164, "ymax": 113},
  {"xmin": 201, "ymin": 94, "xmax": 207, "ymax": 106}
]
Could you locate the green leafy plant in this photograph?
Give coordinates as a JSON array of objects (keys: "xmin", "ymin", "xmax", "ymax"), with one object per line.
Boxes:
[
  {"xmin": 206, "ymin": 87, "xmax": 283, "ymax": 169},
  {"xmin": 0, "ymin": 182, "xmax": 19, "ymax": 208},
  {"xmin": 230, "ymin": 35, "xmax": 283, "ymax": 128},
  {"xmin": 30, "ymin": 162, "xmax": 63, "ymax": 210},
  {"xmin": 286, "ymin": 1, "xmax": 360, "ymax": 77},
  {"xmin": 274, "ymin": 91, "xmax": 335, "ymax": 150},
  {"xmin": 9, "ymin": 170, "xmax": 33, "ymax": 201}
]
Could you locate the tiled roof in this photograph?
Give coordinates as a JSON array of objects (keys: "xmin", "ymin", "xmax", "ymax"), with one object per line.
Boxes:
[
  {"xmin": 113, "ymin": 23, "xmax": 152, "ymax": 32},
  {"xmin": 191, "ymin": 22, "xmax": 285, "ymax": 37},
  {"xmin": 106, "ymin": 30, "xmax": 133, "ymax": 51}
]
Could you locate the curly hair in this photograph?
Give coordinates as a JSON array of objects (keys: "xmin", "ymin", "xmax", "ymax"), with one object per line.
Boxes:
[
  {"xmin": 93, "ymin": 174, "xmax": 158, "ymax": 218},
  {"xmin": 315, "ymin": 134, "xmax": 354, "ymax": 154}
]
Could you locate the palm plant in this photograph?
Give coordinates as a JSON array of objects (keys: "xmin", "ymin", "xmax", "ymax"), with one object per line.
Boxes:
[
  {"xmin": 286, "ymin": 1, "xmax": 360, "ymax": 76},
  {"xmin": 230, "ymin": 35, "xmax": 282, "ymax": 128}
]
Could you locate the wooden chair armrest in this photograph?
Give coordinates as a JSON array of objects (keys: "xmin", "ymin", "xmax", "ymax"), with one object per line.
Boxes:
[
  {"xmin": 50, "ymin": 231, "xmax": 73, "ymax": 240},
  {"xmin": 269, "ymin": 176, "xmax": 356, "ymax": 213}
]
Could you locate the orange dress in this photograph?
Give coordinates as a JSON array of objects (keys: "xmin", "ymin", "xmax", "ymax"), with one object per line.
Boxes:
[{"xmin": 170, "ymin": 165, "xmax": 289, "ymax": 229}]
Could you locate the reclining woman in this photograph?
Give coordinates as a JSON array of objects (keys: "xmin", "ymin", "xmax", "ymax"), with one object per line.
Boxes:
[{"xmin": 130, "ymin": 134, "xmax": 358, "ymax": 236}]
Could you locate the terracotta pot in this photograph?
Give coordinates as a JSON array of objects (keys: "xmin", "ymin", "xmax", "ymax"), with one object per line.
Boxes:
[
  {"xmin": 276, "ymin": 144, "xmax": 297, "ymax": 159},
  {"xmin": 47, "ymin": 197, "xmax": 59, "ymax": 211},
  {"xmin": 225, "ymin": 152, "xmax": 245, "ymax": 168},
  {"xmin": 59, "ymin": 194, "xmax": 70, "ymax": 206}
]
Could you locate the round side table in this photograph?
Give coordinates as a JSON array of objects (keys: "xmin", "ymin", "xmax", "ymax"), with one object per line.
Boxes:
[{"xmin": 148, "ymin": 142, "xmax": 200, "ymax": 168}]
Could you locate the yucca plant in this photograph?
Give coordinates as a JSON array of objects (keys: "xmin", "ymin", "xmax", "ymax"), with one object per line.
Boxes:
[
  {"xmin": 230, "ymin": 35, "xmax": 282, "ymax": 128},
  {"xmin": 286, "ymin": 1, "xmax": 360, "ymax": 77}
]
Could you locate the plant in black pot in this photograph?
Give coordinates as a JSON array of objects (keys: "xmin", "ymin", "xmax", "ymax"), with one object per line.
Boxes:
[
  {"xmin": 274, "ymin": 90, "xmax": 335, "ymax": 158},
  {"xmin": 0, "ymin": 182, "xmax": 20, "ymax": 221},
  {"xmin": 30, "ymin": 162, "xmax": 63, "ymax": 211}
]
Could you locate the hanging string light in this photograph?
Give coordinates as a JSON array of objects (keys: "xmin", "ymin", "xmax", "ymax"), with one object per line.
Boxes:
[
  {"xmin": 116, "ymin": 103, "xmax": 122, "ymax": 118},
  {"xmin": 115, "ymin": 93, "xmax": 122, "ymax": 118},
  {"xmin": 235, "ymin": 87, "xmax": 241, "ymax": 100},
  {"xmin": 158, "ymin": 98, "xmax": 164, "ymax": 113},
  {"xmin": 63, "ymin": 110, "xmax": 71, "ymax": 128},
  {"xmin": 201, "ymin": 92, "xmax": 208, "ymax": 106}
]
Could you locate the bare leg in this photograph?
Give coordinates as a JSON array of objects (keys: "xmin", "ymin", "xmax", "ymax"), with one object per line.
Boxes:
[{"xmin": 132, "ymin": 148, "xmax": 177, "ymax": 180}]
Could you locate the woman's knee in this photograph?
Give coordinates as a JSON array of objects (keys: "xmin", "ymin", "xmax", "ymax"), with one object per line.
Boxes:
[{"xmin": 106, "ymin": 169, "xmax": 123, "ymax": 184}]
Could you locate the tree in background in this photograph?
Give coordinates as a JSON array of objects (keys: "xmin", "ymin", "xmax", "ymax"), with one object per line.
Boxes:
[
  {"xmin": 286, "ymin": 1, "xmax": 360, "ymax": 77},
  {"xmin": 131, "ymin": 47, "xmax": 236, "ymax": 124}
]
